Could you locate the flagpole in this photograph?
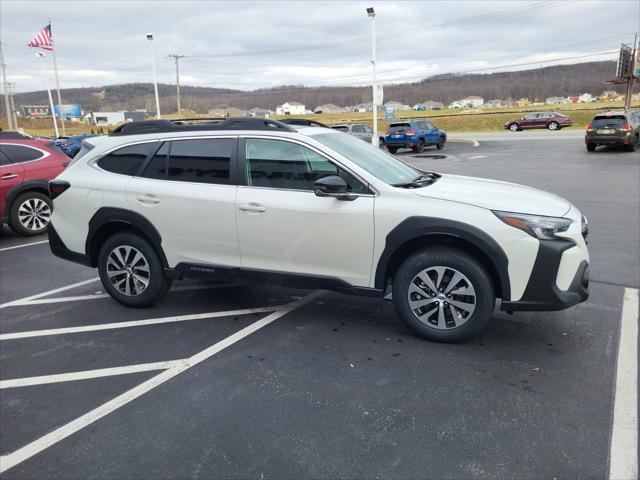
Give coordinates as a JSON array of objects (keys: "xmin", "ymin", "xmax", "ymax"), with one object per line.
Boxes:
[
  {"xmin": 49, "ymin": 20, "xmax": 65, "ymax": 136},
  {"xmin": 36, "ymin": 52, "xmax": 59, "ymax": 137}
]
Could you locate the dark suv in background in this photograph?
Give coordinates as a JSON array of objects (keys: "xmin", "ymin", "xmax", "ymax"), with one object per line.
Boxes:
[
  {"xmin": 384, "ymin": 119, "xmax": 446, "ymax": 153},
  {"xmin": 585, "ymin": 110, "xmax": 640, "ymax": 152}
]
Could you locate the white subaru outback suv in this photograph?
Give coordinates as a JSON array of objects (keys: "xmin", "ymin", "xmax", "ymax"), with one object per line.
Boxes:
[{"xmin": 48, "ymin": 118, "xmax": 590, "ymax": 342}]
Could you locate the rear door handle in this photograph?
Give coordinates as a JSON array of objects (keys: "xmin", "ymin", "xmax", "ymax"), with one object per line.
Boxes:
[
  {"xmin": 1, "ymin": 173, "xmax": 18, "ymax": 180},
  {"xmin": 136, "ymin": 194, "xmax": 161, "ymax": 205},
  {"xmin": 239, "ymin": 204, "xmax": 266, "ymax": 213}
]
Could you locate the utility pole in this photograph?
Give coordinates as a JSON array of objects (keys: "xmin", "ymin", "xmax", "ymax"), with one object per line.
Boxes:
[
  {"xmin": 0, "ymin": 41, "xmax": 16, "ymax": 131},
  {"xmin": 168, "ymin": 54, "xmax": 185, "ymax": 115},
  {"xmin": 624, "ymin": 32, "xmax": 638, "ymax": 110},
  {"xmin": 8, "ymin": 82, "xmax": 18, "ymax": 129},
  {"xmin": 367, "ymin": 7, "xmax": 378, "ymax": 147},
  {"xmin": 146, "ymin": 33, "xmax": 161, "ymax": 119}
]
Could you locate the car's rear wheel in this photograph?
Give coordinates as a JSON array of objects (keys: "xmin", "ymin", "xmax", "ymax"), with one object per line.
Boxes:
[
  {"xmin": 388, "ymin": 146, "xmax": 398, "ymax": 154},
  {"xmin": 548, "ymin": 121, "xmax": 559, "ymax": 131},
  {"xmin": 98, "ymin": 232, "xmax": 172, "ymax": 308},
  {"xmin": 586, "ymin": 143, "xmax": 596, "ymax": 152},
  {"xmin": 509, "ymin": 123, "xmax": 520, "ymax": 132},
  {"xmin": 9, "ymin": 191, "xmax": 52, "ymax": 236},
  {"xmin": 436, "ymin": 136, "xmax": 446, "ymax": 149},
  {"xmin": 628, "ymin": 138, "xmax": 638, "ymax": 151},
  {"xmin": 413, "ymin": 139, "xmax": 425, "ymax": 153},
  {"xmin": 379, "ymin": 138, "xmax": 385, "ymax": 149},
  {"xmin": 392, "ymin": 247, "xmax": 495, "ymax": 342}
]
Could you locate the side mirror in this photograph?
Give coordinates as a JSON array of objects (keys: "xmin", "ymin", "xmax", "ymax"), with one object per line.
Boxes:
[{"xmin": 314, "ymin": 176, "xmax": 355, "ymax": 200}]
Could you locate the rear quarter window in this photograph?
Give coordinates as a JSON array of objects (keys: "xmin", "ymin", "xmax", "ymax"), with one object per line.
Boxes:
[
  {"xmin": 0, "ymin": 144, "xmax": 45, "ymax": 163},
  {"xmin": 97, "ymin": 142, "xmax": 155, "ymax": 176}
]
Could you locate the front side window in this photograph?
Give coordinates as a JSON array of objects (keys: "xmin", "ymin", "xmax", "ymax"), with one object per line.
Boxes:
[
  {"xmin": 245, "ymin": 138, "xmax": 366, "ymax": 192},
  {"xmin": 97, "ymin": 142, "xmax": 155, "ymax": 176},
  {"xmin": 0, "ymin": 144, "xmax": 44, "ymax": 163}
]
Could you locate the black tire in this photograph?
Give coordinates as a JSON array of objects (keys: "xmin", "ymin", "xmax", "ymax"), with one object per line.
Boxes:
[
  {"xmin": 388, "ymin": 146, "xmax": 398, "ymax": 154},
  {"xmin": 392, "ymin": 247, "xmax": 495, "ymax": 343},
  {"xmin": 628, "ymin": 139, "xmax": 638, "ymax": 152},
  {"xmin": 548, "ymin": 121, "xmax": 559, "ymax": 131},
  {"xmin": 436, "ymin": 136, "xmax": 446, "ymax": 150},
  {"xmin": 586, "ymin": 143, "xmax": 596, "ymax": 152},
  {"xmin": 97, "ymin": 232, "xmax": 172, "ymax": 308},
  {"xmin": 8, "ymin": 191, "xmax": 52, "ymax": 236},
  {"xmin": 508, "ymin": 123, "xmax": 520, "ymax": 132},
  {"xmin": 379, "ymin": 138, "xmax": 385, "ymax": 149},
  {"xmin": 413, "ymin": 139, "xmax": 425, "ymax": 153}
]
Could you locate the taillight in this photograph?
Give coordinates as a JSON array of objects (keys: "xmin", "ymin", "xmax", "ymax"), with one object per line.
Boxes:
[
  {"xmin": 406, "ymin": 130, "xmax": 416, "ymax": 135},
  {"xmin": 620, "ymin": 124, "xmax": 633, "ymax": 131},
  {"xmin": 62, "ymin": 142, "xmax": 72, "ymax": 147},
  {"xmin": 49, "ymin": 180, "xmax": 70, "ymax": 199},
  {"xmin": 586, "ymin": 124, "xmax": 593, "ymax": 132}
]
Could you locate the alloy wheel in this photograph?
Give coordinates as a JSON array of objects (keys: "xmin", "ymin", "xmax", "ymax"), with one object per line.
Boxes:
[
  {"xmin": 106, "ymin": 245, "xmax": 150, "ymax": 296},
  {"xmin": 406, "ymin": 266, "xmax": 476, "ymax": 329},
  {"xmin": 509, "ymin": 124, "xmax": 519, "ymax": 132},
  {"xmin": 548, "ymin": 122, "xmax": 559, "ymax": 130},
  {"xmin": 18, "ymin": 197, "xmax": 51, "ymax": 232}
]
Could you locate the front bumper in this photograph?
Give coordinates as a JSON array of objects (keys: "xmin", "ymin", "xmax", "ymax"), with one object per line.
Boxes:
[{"xmin": 500, "ymin": 239, "xmax": 589, "ymax": 312}]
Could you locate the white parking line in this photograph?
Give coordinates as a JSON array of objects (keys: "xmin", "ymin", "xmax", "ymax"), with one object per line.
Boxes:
[
  {"xmin": 608, "ymin": 287, "xmax": 639, "ymax": 480},
  {"xmin": 0, "ymin": 290, "xmax": 322, "ymax": 474},
  {"xmin": 0, "ymin": 305, "xmax": 281, "ymax": 340},
  {"xmin": 0, "ymin": 360, "xmax": 184, "ymax": 389},
  {"xmin": 0, "ymin": 277, "xmax": 100, "ymax": 309},
  {"xmin": 0, "ymin": 240, "xmax": 49, "ymax": 252}
]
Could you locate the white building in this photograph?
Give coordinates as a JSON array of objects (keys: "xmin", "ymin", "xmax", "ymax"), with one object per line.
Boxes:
[
  {"xmin": 461, "ymin": 96, "xmax": 484, "ymax": 108},
  {"xmin": 276, "ymin": 102, "xmax": 306, "ymax": 115},
  {"xmin": 578, "ymin": 93, "xmax": 596, "ymax": 103},
  {"xmin": 448, "ymin": 101, "xmax": 464, "ymax": 109},
  {"xmin": 313, "ymin": 103, "xmax": 342, "ymax": 114},
  {"xmin": 88, "ymin": 111, "xmax": 126, "ymax": 125}
]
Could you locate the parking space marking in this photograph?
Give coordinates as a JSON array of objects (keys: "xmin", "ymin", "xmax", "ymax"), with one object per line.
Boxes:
[
  {"xmin": 0, "ymin": 277, "xmax": 100, "ymax": 309},
  {"xmin": 0, "ymin": 305, "xmax": 281, "ymax": 340},
  {"xmin": 0, "ymin": 290, "xmax": 322, "ymax": 474},
  {"xmin": 0, "ymin": 240, "xmax": 49, "ymax": 252},
  {"xmin": 0, "ymin": 360, "xmax": 184, "ymax": 389},
  {"xmin": 608, "ymin": 287, "xmax": 639, "ymax": 480},
  {"xmin": 11, "ymin": 283, "xmax": 239, "ymax": 306}
]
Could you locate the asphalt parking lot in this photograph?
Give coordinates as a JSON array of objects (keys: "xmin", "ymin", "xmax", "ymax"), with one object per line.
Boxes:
[{"xmin": 1, "ymin": 131, "xmax": 638, "ymax": 479}]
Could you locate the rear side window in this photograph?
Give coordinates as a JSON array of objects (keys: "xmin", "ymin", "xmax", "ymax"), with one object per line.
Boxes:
[
  {"xmin": 0, "ymin": 144, "xmax": 44, "ymax": 163},
  {"xmin": 98, "ymin": 143, "xmax": 154, "ymax": 176},
  {"xmin": 166, "ymin": 138, "xmax": 233, "ymax": 184},
  {"xmin": 592, "ymin": 115, "xmax": 627, "ymax": 127},
  {"xmin": 143, "ymin": 142, "xmax": 169, "ymax": 180},
  {"xmin": 0, "ymin": 150, "xmax": 13, "ymax": 166}
]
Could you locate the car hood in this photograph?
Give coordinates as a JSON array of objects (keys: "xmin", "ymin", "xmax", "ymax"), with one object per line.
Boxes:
[{"xmin": 413, "ymin": 174, "xmax": 571, "ymax": 217}]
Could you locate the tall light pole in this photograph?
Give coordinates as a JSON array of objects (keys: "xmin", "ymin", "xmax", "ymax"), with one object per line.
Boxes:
[
  {"xmin": 0, "ymin": 41, "xmax": 16, "ymax": 131},
  {"xmin": 367, "ymin": 7, "xmax": 377, "ymax": 146},
  {"xmin": 146, "ymin": 33, "xmax": 161, "ymax": 119},
  {"xmin": 168, "ymin": 54, "xmax": 185, "ymax": 115},
  {"xmin": 36, "ymin": 52, "xmax": 59, "ymax": 137}
]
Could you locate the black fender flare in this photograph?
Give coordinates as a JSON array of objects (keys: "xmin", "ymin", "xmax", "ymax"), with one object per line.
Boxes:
[
  {"xmin": 374, "ymin": 216, "xmax": 511, "ymax": 299},
  {"xmin": 86, "ymin": 207, "xmax": 168, "ymax": 268}
]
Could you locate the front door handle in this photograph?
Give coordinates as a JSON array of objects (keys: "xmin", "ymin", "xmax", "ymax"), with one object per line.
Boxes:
[
  {"xmin": 239, "ymin": 203, "xmax": 266, "ymax": 213},
  {"xmin": 136, "ymin": 194, "xmax": 161, "ymax": 205},
  {"xmin": 1, "ymin": 173, "xmax": 18, "ymax": 180}
]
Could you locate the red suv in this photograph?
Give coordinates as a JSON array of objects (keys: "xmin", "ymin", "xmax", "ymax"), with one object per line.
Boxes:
[
  {"xmin": 504, "ymin": 111, "xmax": 572, "ymax": 132},
  {"xmin": 0, "ymin": 137, "xmax": 69, "ymax": 236}
]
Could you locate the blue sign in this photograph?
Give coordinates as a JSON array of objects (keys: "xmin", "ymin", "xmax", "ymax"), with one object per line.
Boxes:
[
  {"xmin": 385, "ymin": 106, "xmax": 396, "ymax": 121},
  {"xmin": 54, "ymin": 104, "xmax": 82, "ymax": 119}
]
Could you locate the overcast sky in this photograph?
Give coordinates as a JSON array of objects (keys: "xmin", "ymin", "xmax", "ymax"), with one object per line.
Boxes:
[{"xmin": 1, "ymin": 0, "xmax": 638, "ymax": 93}]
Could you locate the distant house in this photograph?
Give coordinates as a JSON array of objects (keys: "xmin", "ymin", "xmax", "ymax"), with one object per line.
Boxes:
[
  {"xmin": 313, "ymin": 103, "xmax": 342, "ymax": 114},
  {"xmin": 578, "ymin": 93, "xmax": 596, "ymax": 103},
  {"xmin": 484, "ymin": 99, "xmax": 503, "ymax": 108},
  {"xmin": 276, "ymin": 102, "xmax": 306, "ymax": 115},
  {"xmin": 424, "ymin": 101, "xmax": 444, "ymax": 110},
  {"xmin": 355, "ymin": 103, "xmax": 371, "ymax": 112},
  {"xmin": 449, "ymin": 101, "xmax": 464, "ymax": 109},
  {"xmin": 124, "ymin": 111, "xmax": 145, "ymax": 122},
  {"xmin": 545, "ymin": 96, "xmax": 568, "ymax": 104},
  {"xmin": 247, "ymin": 108, "xmax": 270, "ymax": 118},
  {"xmin": 515, "ymin": 98, "xmax": 530, "ymax": 107},
  {"xmin": 599, "ymin": 90, "xmax": 621, "ymax": 101},
  {"xmin": 208, "ymin": 106, "xmax": 246, "ymax": 117},
  {"xmin": 87, "ymin": 111, "xmax": 126, "ymax": 125},
  {"xmin": 384, "ymin": 101, "xmax": 410, "ymax": 110},
  {"xmin": 461, "ymin": 96, "xmax": 484, "ymax": 108}
]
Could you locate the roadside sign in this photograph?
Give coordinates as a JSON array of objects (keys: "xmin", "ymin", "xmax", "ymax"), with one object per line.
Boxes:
[
  {"xmin": 616, "ymin": 44, "xmax": 633, "ymax": 79},
  {"xmin": 373, "ymin": 84, "xmax": 384, "ymax": 104}
]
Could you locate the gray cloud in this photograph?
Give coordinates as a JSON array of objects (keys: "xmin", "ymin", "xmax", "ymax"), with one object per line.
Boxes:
[{"xmin": 1, "ymin": 0, "xmax": 637, "ymax": 93}]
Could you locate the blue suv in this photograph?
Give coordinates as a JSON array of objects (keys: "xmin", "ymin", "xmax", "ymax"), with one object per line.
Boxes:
[
  {"xmin": 54, "ymin": 134, "xmax": 97, "ymax": 158},
  {"xmin": 385, "ymin": 119, "xmax": 446, "ymax": 153}
]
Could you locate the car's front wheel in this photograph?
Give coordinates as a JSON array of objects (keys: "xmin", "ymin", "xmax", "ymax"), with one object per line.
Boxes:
[
  {"xmin": 392, "ymin": 247, "xmax": 495, "ymax": 342},
  {"xmin": 9, "ymin": 191, "xmax": 52, "ymax": 236},
  {"xmin": 548, "ymin": 121, "xmax": 559, "ymax": 131},
  {"xmin": 379, "ymin": 138, "xmax": 385, "ymax": 149},
  {"xmin": 436, "ymin": 136, "xmax": 446, "ymax": 149},
  {"xmin": 98, "ymin": 232, "xmax": 172, "ymax": 308},
  {"xmin": 509, "ymin": 123, "xmax": 520, "ymax": 132}
]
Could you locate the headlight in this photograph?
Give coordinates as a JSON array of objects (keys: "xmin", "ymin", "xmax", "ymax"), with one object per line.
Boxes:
[{"xmin": 493, "ymin": 211, "xmax": 572, "ymax": 240}]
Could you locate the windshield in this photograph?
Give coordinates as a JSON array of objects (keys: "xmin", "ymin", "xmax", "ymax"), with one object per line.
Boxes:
[{"xmin": 312, "ymin": 132, "xmax": 420, "ymax": 185}]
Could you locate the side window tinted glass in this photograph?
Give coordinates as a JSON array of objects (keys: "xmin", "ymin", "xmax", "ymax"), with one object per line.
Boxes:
[
  {"xmin": 142, "ymin": 142, "xmax": 169, "ymax": 180},
  {"xmin": 0, "ymin": 150, "xmax": 14, "ymax": 166},
  {"xmin": 245, "ymin": 138, "xmax": 366, "ymax": 193},
  {"xmin": 1, "ymin": 144, "xmax": 44, "ymax": 163},
  {"xmin": 353, "ymin": 125, "xmax": 365, "ymax": 133},
  {"xmin": 98, "ymin": 143, "xmax": 154, "ymax": 176},
  {"xmin": 417, "ymin": 121, "xmax": 428, "ymax": 130},
  {"xmin": 167, "ymin": 138, "xmax": 232, "ymax": 184}
]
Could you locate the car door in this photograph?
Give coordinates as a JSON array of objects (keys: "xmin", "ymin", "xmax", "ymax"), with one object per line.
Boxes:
[
  {"xmin": 235, "ymin": 136, "xmax": 375, "ymax": 287},
  {"xmin": 126, "ymin": 137, "xmax": 241, "ymax": 268},
  {"xmin": 352, "ymin": 125, "xmax": 368, "ymax": 141},
  {"xmin": 520, "ymin": 113, "xmax": 538, "ymax": 128},
  {"xmin": 0, "ymin": 149, "xmax": 25, "ymax": 218},
  {"xmin": 423, "ymin": 121, "xmax": 440, "ymax": 144}
]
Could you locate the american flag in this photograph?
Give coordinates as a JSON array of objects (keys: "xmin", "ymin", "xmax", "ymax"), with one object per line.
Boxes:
[{"xmin": 27, "ymin": 23, "xmax": 53, "ymax": 51}]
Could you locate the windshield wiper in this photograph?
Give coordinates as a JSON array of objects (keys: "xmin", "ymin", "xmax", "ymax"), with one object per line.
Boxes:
[{"xmin": 393, "ymin": 172, "xmax": 440, "ymax": 188}]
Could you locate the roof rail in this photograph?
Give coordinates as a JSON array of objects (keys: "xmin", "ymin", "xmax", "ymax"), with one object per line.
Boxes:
[
  {"xmin": 278, "ymin": 118, "xmax": 330, "ymax": 128},
  {"xmin": 109, "ymin": 117, "xmax": 297, "ymax": 136}
]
